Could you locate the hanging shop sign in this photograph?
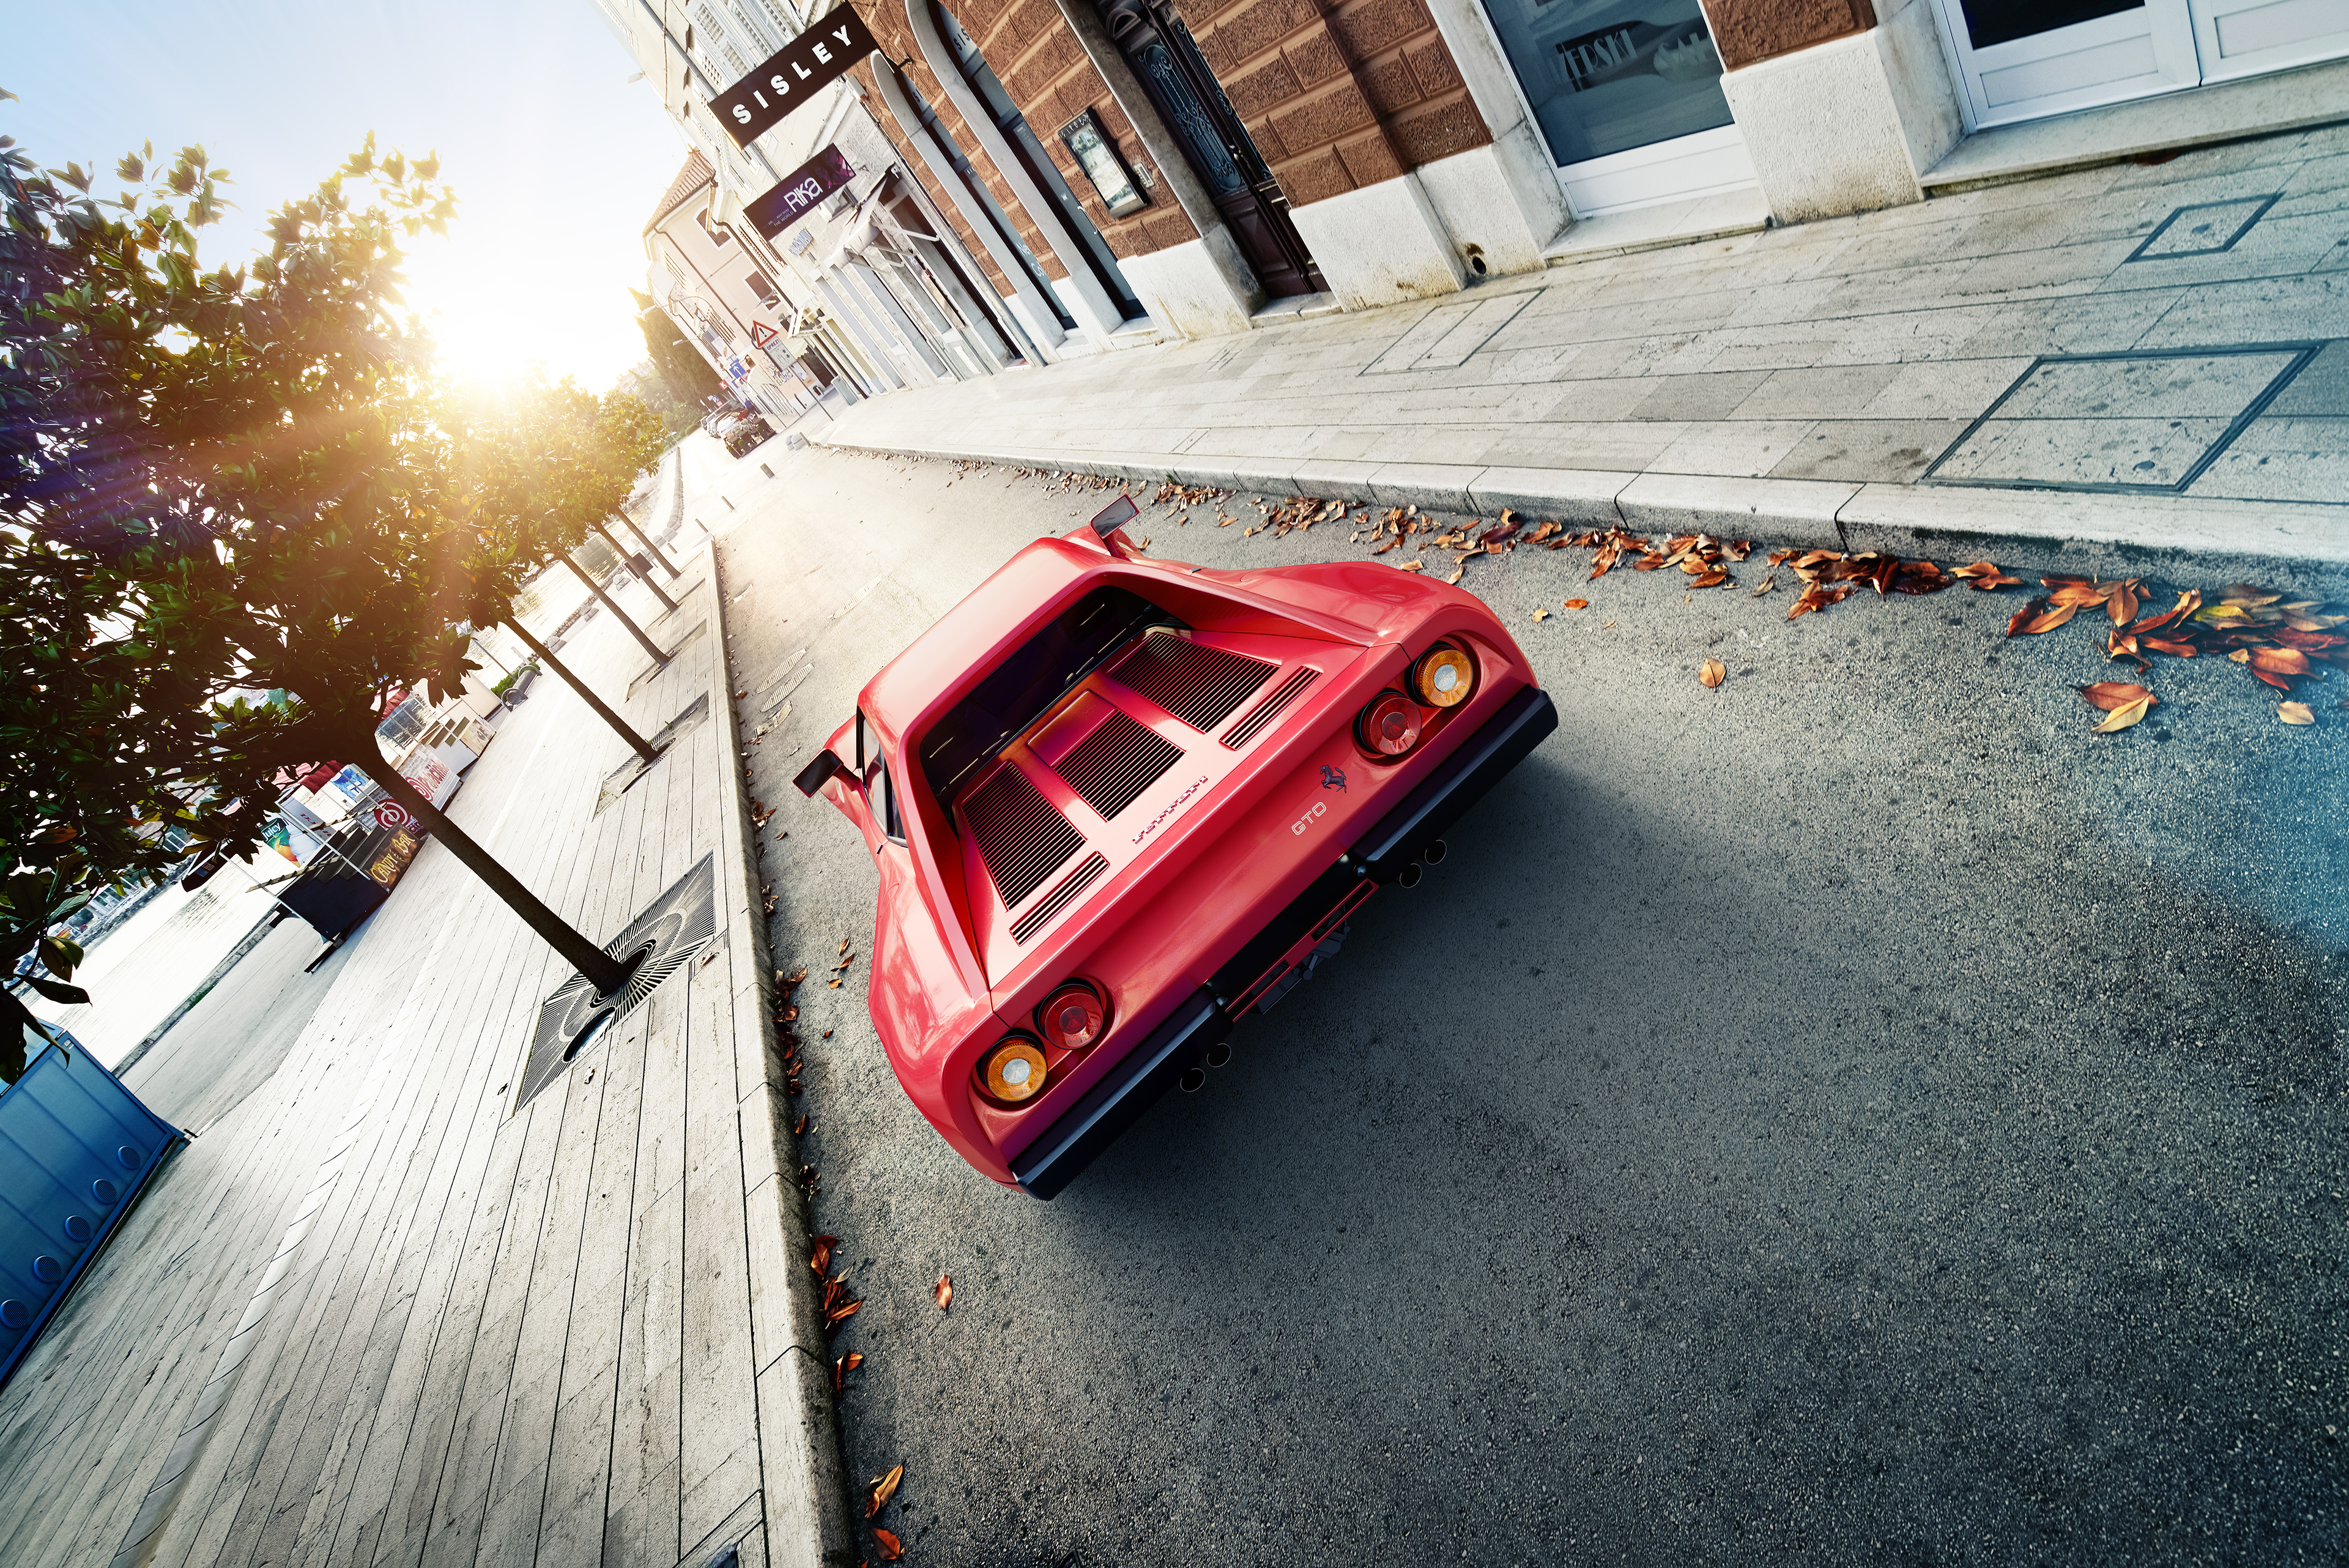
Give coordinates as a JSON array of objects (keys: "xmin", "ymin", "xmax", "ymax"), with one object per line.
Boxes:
[
  {"xmin": 788, "ymin": 228, "xmax": 815, "ymax": 255},
  {"xmin": 713, "ymin": 6, "xmax": 880, "ymax": 147},
  {"xmin": 743, "ymin": 144, "xmax": 856, "ymax": 239}
]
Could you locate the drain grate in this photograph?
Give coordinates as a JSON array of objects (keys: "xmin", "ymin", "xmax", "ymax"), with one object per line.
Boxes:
[{"xmin": 513, "ymin": 853, "xmax": 716, "ymax": 1112}]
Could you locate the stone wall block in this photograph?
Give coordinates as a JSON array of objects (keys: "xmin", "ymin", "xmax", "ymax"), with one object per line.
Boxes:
[
  {"xmin": 1251, "ymin": 116, "xmax": 1290, "ymax": 162},
  {"xmin": 1388, "ymin": 94, "xmax": 1490, "ymax": 166},
  {"xmin": 1282, "ymin": 20, "xmax": 1350, "ymax": 87},
  {"xmin": 1228, "ymin": 55, "xmax": 1304, "ymax": 119},
  {"xmin": 1359, "ymin": 53, "xmax": 1422, "ymax": 114},
  {"xmin": 1274, "ymin": 147, "xmax": 1355, "ymax": 204},
  {"xmin": 1401, "ymin": 35, "xmax": 1462, "ymax": 97},
  {"xmin": 1270, "ymin": 78, "xmax": 1376, "ymax": 152},
  {"xmin": 1329, "ymin": 0, "xmax": 1436, "ymax": 63},
  {"xmin": 1201, "ymin": 0, "xmax": 1316, "ymax": 74},
  {"xmin": 1707, "ymin": 0, "xmax": 1876, "ymax": 71},
  {"xmin": 1335, "ymin": 128, "xmax": 1403, "ymax": 187}
]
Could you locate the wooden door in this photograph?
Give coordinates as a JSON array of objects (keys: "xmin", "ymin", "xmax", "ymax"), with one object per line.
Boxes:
[{"xmin": 1104, "ymin": 0, "xmax": 1326, "ymax": 299}]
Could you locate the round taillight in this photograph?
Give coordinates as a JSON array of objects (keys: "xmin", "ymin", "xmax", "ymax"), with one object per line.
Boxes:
[
  {"xmin": 981, "ymin": 1037, "xmax": 1048, "ymax": 1103},
  {"xmin": 1037, "ymin": 981, "xmax": 1106, "ymax": 1052},
  {"xmin": 1412, "ymin": 645, "xmax": 1474, "ymax": 708},
  {"xmin": 1356, "ymin": 689, "xmax": 1423, "ymax": 757}
]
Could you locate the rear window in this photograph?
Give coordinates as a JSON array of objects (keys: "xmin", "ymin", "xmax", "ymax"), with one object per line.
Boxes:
[{"xmin": 918, "ymin": 585, "xmax": 1177, "ymax": 805}]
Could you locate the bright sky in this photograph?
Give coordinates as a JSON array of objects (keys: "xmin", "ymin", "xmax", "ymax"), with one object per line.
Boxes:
[{"xmin": 7, "ymin": 0, "xmax": 692, "ymax": 391}]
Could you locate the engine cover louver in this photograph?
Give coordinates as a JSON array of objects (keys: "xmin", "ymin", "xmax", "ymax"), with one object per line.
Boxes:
[
  {"xmin": 1109, "ymin": 631, "xmax": 1278, "ymax": 732},
  {"xmin": 1222, "ymin": 666, "xmax": 1317, "ymax": 749},
  {"xmin": 962, "ymin": 765, "xmax": 1086, "ymax": 909},
  {"xmin": 1051, "ymin": 707, "xmax": 1184, "ymax": 820},
  {"xmin": 1012, "ymin": 852, "xmax": 1108, "ymax": 944}
]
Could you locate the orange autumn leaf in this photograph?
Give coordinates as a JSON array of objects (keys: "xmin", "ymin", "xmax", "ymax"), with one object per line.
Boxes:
[
  {"xmin": 868, "ymin": 1463, "xmax": 904, "ymax": 1517},
  {"xmin": 811, "ymin": 1235, "xmax": 840, "ymax": 1275},
  {"xmin": 2143, "ymin": 636, "xmax": 2198, "ymax": 657},
  {"xmin": 2092, "ymin": 696, "xmax": 2153, "ymax": 733},
  {"xmin": 833, "ymin": 1351, "xmax": 864, "ymax": 1391},
  {"xmin": 2108, "ymin": 582, "xmax": 2140, "ymax": 624},
  {"xmin": 2005, "ymin": 598, "xmax": 2046, "ymax": 636},
  {"xmin": 1563, "ymin": 598, "xmax": 1589, "ymax": 610},
  {"xmin": 934, "ymin": 1274, "xmax": 952, "ymax": 1312},
  {"xmin": 2018, "ymin": 601, "xmax": 2080, "ymax": 635},
  {"xmin": 1690, "ymin": 570, "xmax": 1729, "ymax": 589},
  {"xmin": 874, "ymin": 1526, "xmax": 905, "ymax": 1561},
  {"xmin": 2048, "ymin": 584, "xmax": 2107, "ymax": 608},
  {"xmin": 2248, "ymin": 647, "xmax": 2313, "ymax": 675},
  {"xmin": 2279, "ymin": 701, "xmax": 2315, "ymax": 725},
  {"xmin": 1698, "ymin": 659, "xmax": 1727, "ymax": 688},
  {"xmin": 2077, "ymin": 682, "xmax": 2156, "ymax": 712}
]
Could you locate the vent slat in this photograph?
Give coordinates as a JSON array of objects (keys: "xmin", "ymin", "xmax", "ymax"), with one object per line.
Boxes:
[
  {"xmin": 1222, "ymin": 666, "xmax": 1318, "ymax": 749},
  {"xmin": 1051, "ymin": 708, "xmax": 1184, "ymax": 820},
  {"xmin": 1108, "ymin": 631, "xmax": 1278, "ymax": 733},
  {"xmin": 1011, "ymin": 853, "xmax": 1108, "ymax": 943},
  {"xmin": 962, "ymin": 766, "xmax": 1085, "ymax": 909}
]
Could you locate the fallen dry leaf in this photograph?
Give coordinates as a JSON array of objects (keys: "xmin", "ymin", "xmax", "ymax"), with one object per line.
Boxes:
[
  {"xmin": 1751, "ymin": 576, "xmax": 1776, "ymax": 596},
  {"xmin": 1698, "ymin": 659, "xmax": 1727, "ymax": 688},
  {"xmin": 811, "ymin": 1235, "xmax": 839, "ymax": 1275},
  {"xmin": 933, "ymin": 1274, "xmax": 952, "ymax": 1312},
  {"xmin": 2249, "ymin": 647, "xmax": 2313, "ymax": 676},
  {"xmin": 2092, "ymin": 696, "xmax": 2153, "ymax": 734},
  {"xmin": 2279, "ymin": 701, "xmax": 2316, "ymax": 725},
  {"xmin": 2077, "ymin": 682, "xmax": 2157, "ymax": 713},
  {"xmin": 1531, "ymin": 607, "xmax": 1549, "ymax": 622},
  {"xmin": 1563, "ymin": 598, "xmax": 1589, "ymax": 610},
  {"xmin": 833, "ymin": 1350, "xmax": 864, "ymax": 1392},
  {"xmin": 874, "ymin": 1528, "xmax": 904, "ymax": 1561},
  {"xmin": 2019, "ymin": 601, "xmax": 2082, "ymax": 635},
  {"xmin": 869, "ymin": 1464, "xmax": 904, "ymax": 1517}
]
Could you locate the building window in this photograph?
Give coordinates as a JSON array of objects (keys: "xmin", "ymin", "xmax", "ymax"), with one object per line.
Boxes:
[
  {"xmin": 745, "ymin": 269, "xmax": 782, "ymax": 306},
  {"xmin": 933, "ymin": 4, "xmax": 1145, "ymax": 322},
  {"xmin": 899, "ymin": 67, "xmax": 1076, "ymax": 330},
  {"xmin": 697, "ymin": 206, "xmax": 733, "ymax": 246}
]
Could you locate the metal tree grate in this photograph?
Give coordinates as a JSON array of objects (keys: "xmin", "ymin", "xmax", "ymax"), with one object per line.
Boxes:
[{"xmin": 513, "ymin": 853, "xmax": 716, "ymax": 1112}]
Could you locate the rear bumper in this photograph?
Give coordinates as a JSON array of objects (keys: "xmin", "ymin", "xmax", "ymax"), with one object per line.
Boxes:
[{"xmin": 1008, "ymin": 682, "xmax": 1557, "ymax": 1200}]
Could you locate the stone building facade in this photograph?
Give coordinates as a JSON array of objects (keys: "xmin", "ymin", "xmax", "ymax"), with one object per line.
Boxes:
[{"xmin": 607, "ymin": 0, "xmax": 2349, "ymax": 354}]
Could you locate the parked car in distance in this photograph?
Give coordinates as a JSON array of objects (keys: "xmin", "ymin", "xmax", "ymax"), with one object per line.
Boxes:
[{"xmin": 794, "ymin": 495, "xmax": 1557, "ymax": 1198}]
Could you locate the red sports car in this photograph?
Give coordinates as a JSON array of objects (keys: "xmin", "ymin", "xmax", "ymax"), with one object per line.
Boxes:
[{"xmin": 794, "ymin": 497, "xmax": 1556, "ymax": 1197}]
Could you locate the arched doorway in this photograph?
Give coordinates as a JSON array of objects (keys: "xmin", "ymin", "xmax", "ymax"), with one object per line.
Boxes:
[
  {"xmin": 933, "ymin": 2, "xmax": 1149, "ymax": 323},
  {"xmin": 1098, "ymin": 0, "xmax": 1322, "ymax": 299}
]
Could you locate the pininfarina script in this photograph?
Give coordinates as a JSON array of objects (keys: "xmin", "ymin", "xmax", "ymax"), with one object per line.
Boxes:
[{"xmin": 1132, "ymin": 776, "xmax": 1210, "ymax": 845}]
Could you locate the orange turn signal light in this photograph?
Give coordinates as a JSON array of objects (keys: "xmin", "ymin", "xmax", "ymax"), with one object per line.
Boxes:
[
  {"xmin": 1411, "ymin": 645, "xmax": 1474, "ymax": 708},
  {"xmin": 981, "ymin": 1036, "xmax": 1048, "ymax": 1103}
]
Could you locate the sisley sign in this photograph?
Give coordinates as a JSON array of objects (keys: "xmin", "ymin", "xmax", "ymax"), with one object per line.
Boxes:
[
  {"xmin": 743, "ymin": 145, "xmax": 856, "ymax": 239},
  {"xmin": 713, "ymin": 6, "xmax": 879, "ymax": 147}
]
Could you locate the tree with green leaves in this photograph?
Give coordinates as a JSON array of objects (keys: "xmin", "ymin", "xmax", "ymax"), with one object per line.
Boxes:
[
  {"xmin": 3, "ymin": 114, "xmax": 669, "ymax": 1072},
  {"xmin": 633, "ymin": 286, "xmax": 722, "ymax": 407}
]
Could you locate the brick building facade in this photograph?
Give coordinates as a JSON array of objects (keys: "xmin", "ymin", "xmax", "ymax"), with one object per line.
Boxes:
[{"xmin": 606, "ymin": 0, "xmax": 2349, "ymax": 357}]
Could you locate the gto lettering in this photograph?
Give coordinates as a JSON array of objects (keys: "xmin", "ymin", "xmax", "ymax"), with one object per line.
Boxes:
[
  {"xmin": 1132, "ymin": 775, "xmax": 1211, "ymax": 845},
  {"xmin": 1291, "ymin": 800, "xmax": 1329, "ymax": 836}
]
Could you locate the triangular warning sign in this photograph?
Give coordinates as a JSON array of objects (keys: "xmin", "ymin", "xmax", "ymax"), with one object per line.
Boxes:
[{"xmin": 751, "ymin": 321, "xmax": 780, "ymax": 349}]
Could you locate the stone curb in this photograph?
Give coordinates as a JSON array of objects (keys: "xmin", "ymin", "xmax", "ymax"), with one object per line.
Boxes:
[
  {"xmin": 699, "ymin": 537, "xmax": 857, "ymax": 1568},
  {"xmin": 809, "ymin": 431, "xmax": 2349, "ymax": 569}
]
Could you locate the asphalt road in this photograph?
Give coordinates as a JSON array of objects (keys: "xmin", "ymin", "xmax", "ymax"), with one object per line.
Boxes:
[{"xmin": 710, "ymin": 437, "xmax": 2347, "ymax": 1566}]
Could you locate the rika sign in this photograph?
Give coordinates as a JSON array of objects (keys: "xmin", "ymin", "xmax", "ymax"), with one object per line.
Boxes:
[
  {"xmin": 743, "ymin": 145, "xmax": 855, "ymax": 239},
  {"xmin": 713, "ymin": 6, "xmax": 878, "ymax": 147}
]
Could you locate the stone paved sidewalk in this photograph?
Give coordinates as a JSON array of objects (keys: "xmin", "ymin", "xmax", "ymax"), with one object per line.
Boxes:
[
  {"xmin": 0, "ymin": 524, "xmax": 844, "ymax": 1567},
  {"xmin": 818, "ymin": 127, "xmax": 2349, "ymax": 562}
]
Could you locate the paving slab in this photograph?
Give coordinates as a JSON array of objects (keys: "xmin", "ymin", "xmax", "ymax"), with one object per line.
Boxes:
[
  {"xmin": 0, "ymin": 488, "xmax": 849, "ymax": 1568},
  {"xmin": 814, "ymin": 129, "xmax": 2349, "ymax": 564}
]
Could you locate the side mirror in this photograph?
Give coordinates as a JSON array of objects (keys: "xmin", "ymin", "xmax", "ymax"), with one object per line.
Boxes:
[
  {"xmin": 1087, "ymin": 494, "xmax": 1138, "ymax": 538},
  {"xmin": 792, "ymin": 749, "xmax": 849, "ymax": 798}
]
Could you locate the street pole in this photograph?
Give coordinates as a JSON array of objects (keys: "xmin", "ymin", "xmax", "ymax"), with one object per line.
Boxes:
[
  {"xmin": 590, "ymin": 521, "xmax": 678, "ymax": 612},
  {"xmin": 618, "ymin": 511, "xmax": 681, "ymax": 579},
  {"xmin": 343, "ymin": 741, "xmax": 631, "ymax": 997},
  {"xmin": 559, "ymin": 552, "xmax": 670, "ymax": 665},
  {"xmin": 503, "ymin": 618, "xmax": 664, "ymax": 765}
]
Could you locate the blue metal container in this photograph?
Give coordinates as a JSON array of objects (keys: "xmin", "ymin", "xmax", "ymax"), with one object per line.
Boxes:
[{"xmin": 0, "ymin": 1024, "xmax": 181, "ymax": 1389}]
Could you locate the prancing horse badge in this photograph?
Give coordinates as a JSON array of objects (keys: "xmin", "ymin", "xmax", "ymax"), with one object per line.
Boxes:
[{"xmin": 1320, "ymin": 765, "xmax": 1347, "ymax": 793}]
